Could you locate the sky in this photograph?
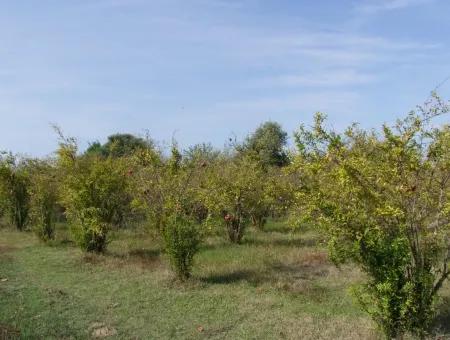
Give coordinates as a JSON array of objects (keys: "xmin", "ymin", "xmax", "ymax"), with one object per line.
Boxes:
[{"xmin": 1, "ymin": 0, "xmax": 450, "ymax": 156}]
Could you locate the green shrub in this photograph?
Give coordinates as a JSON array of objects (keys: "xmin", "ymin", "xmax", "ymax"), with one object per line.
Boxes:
[
  {"xmin": 63, "ymin": 156, "xmax": 129, "ymax": 252},
  {"xmin": 29, "ymin": 161, "xmax": 58, "ymax": 242},
  {"xmin": 0, "ymin": 153, "xmax": 30, "ymax": 230},
  {"xmin": 224, "ymin": 210, "xmax": 245, "ymax": 243},
  {"xmin": 201, "ymin": 155, "xmax": 273, "ymax": 242},
  {"xmin": 292, "ymin": 96, "xmax": 450, "ymax": 339},
  {"xmin": 71, "ymin": 208, "xmax": 108, "ymax": 252},
  {"xmin": 132, "ymin": 143, "xmax": 208, "ymax": 234},
  {"xmin": 352, "ymin": 230, "xmax": 437, "ymax": 338},
  {"xmin": 57, "ymin": 134, "xmax": 131, "ymax": 253},
  {"xmin": 163, "ymin": 215, "xmax": 200, "ymax": 280}
]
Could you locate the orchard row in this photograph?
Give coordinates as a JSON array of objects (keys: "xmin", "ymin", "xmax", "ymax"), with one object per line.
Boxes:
[{"xmin": 1, "ymin": 94, "xmax": 449, "ymax": 338}]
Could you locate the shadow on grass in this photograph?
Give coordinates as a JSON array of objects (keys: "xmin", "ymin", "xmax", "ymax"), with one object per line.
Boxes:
[
  {"xmin": 201, "ymin": 253, "xmax": 330, "ymax": 284},
  {"xmin": 201, "ymin": 270, "xmax": 261, "ymax": 285},
  {"xmin": 270, "ymin": 261, "xmax": 329, "ymax": 280},
  {"xmin": 107, "ymin": 248, "xmax": 161, "ymax": 266},
  {"xmin": 259, "ymin": 224, "xmax": 293, "ymax": 233},
  {"xmin": 128, "ymin": 248, "xmax": 160, "ymax": 260},
  {"xmin": 49, "ymin": 238, "xmax": 75, "ymax": 248},
  {"xmin": 433, "ymin": 296, "xmax": 450, "ymax": 334},
  {"xmin": 107, "ymin": 248, "xmax": 160, "ymax": 261},
  {"xmin": 80, "ymin": 247, "xmax": 162, "ymax": 269},
  {"xmin": 200, "ymin": 265, "xmax": 334, "ymax": 303},
  {"xmin": 199, "ymin": 240, "xmax": 230, "ymax": 251},
  {"xmin": 243, "ymin": 236, "xmax": 320, "ymax": 248},
  {"xmin": 200, "ymin": 235, "xmax": 321, "ymax": 251}
]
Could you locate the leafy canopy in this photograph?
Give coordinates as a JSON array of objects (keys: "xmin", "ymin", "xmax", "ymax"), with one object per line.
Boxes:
[
  {"xmin": 292, "ymin": 94, "xmax": 450, "ymax": 338},
  {"xmin": 239, "ymin": 121, "xmax": 289, "ymax": 167},
  {"xmin": 86, "ymin": 133, "xmax": 153, "ymax": 158}
]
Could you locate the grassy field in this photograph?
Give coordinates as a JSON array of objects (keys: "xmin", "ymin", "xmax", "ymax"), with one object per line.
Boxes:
[{"xmin": 0, "ymin": 222, "xmax": 449, "ymax": 339}]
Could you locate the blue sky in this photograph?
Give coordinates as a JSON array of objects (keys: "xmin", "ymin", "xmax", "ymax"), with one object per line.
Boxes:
[{"xmin": 1, "ymin": 0, "xmax": 450, "ymax": 156}]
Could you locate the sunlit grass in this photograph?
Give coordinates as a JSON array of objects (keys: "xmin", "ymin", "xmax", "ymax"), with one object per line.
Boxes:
[{"xmin": 0, "ymin": 222, "xmax": 448, "ymax": 339}]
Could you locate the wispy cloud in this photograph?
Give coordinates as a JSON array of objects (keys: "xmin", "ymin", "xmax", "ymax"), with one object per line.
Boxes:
[
  {"xmin": 254, "ymin": 69, "xmax": 378, "ymax": 88},
  {"xmin": 1, "ymin": 0, "xmax": 447, "ymax": 156},
  {"xmin": 213, "ymin": 91, "xmax": 360, "ymax": 114},
  {"xmin": 79, "ymin": 0, "xmax": 244, "ymax": 10},
  {"xmin": 356, "ymin": 0, "xmax": 434, "ymax": 14},
  {"xmin": 196, "ymin": 0, "xmax": 244, "ymax": 9},
  {"xmin": 82, "ymin": 0, "xmax": 147, "ymax": 9}
]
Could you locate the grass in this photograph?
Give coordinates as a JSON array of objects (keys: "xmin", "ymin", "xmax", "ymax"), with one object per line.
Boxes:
[{"xmin": 0, "ymin": 222, "xmax": 449, "ymax": 339}]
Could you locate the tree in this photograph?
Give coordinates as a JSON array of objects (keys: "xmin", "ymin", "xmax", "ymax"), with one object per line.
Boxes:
[
  {"xmin": 28, "ymin": 159, "xmax": 59, "ymax": 241},
  {"xmin": 57, "ymin": 135, "xmax": 131, "ymax": 252},
  {"xmin": 132, "ymin": 143, "xmax": 206, "ymax": 231},
  {"xmin": 0, "ymin": 153, "xmax": 30, "ymax": 230},
  {"xmin": 163, "ymin": 214, "xmax": 200, "ymax": 280},
  {"xmin": 239, "ymin": 121, "xmax": 289, "ymax": 167},
  {"xmin": 183, "ymin": 143, "xmax": 220, "ymax": 167},
  {"xmin": 292, "ymin": 94, "xmax": 450, "ymax": 338},
  {"xmin": 132, "ymin": 143, "xmax": 203, "ymax": 279},
  {"xmin": 86, "ymin": 133, "xmax": 153, "ymax": 158},
  {"xmin": 201, "ymin": 155, "xmax": 271, "ymax": 242},
  {"xmin": 248, "ymin": 165, "xmax": 293, "ymax": 229}
]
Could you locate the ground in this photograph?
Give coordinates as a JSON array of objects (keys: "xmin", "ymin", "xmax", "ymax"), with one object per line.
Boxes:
[{"xmin": 0, "ymin": 222, "xmax": 449, "ymax": 339}]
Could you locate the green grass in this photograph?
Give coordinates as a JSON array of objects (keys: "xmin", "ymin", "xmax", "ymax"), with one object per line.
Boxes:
[{"xmin": 0, "ymin": 223, "xmax": 449, "ymax": 339}]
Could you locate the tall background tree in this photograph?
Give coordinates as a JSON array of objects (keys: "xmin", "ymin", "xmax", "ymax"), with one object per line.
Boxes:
[
  {"xmin": 86, "ymin": 133, "xmax": 154, "ymax": 158},
  {"xmin": 183, "ymin": 143, "xmax": 220, "ymax": 167},
  {"xmin": 238, "ymin": 121, "xmax": 289, "ymax": 167}
]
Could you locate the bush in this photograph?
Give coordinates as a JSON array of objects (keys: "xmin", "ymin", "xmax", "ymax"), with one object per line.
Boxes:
[
  {"xmin": 292, "ymin": 96, "xmax": 450, "ymax": 339},
  {"xmin": 224, "ymin": 211, "xmax": 245, "ymax": 243},
  {"xmin": 352, "ymin": 230, "xmax": 436, "ymax": 338},
  {"xmin": 57, "ymin": 134, "xmax": 131, "ymax": 252},
  {"xmin": 29, "ymin": 160, "xmax": 58, "ymax": 242},
  {"xmin": 163, "ymin": 215, "xmax": 200, "ymax": 280},
  {"xmin": 132, "ymin": 143, "xmax": 208, "ymax": 233},
  {"xmin": 0, "ymin": 153, "xmax": 30, "ymax": 230},
  {"xmin": 201, "ymin": 155, "xmax": 278, "ymax": 242},
  {"xmin": 71, "ymin": 208, "xmax": 108, "ymax": 252}
]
